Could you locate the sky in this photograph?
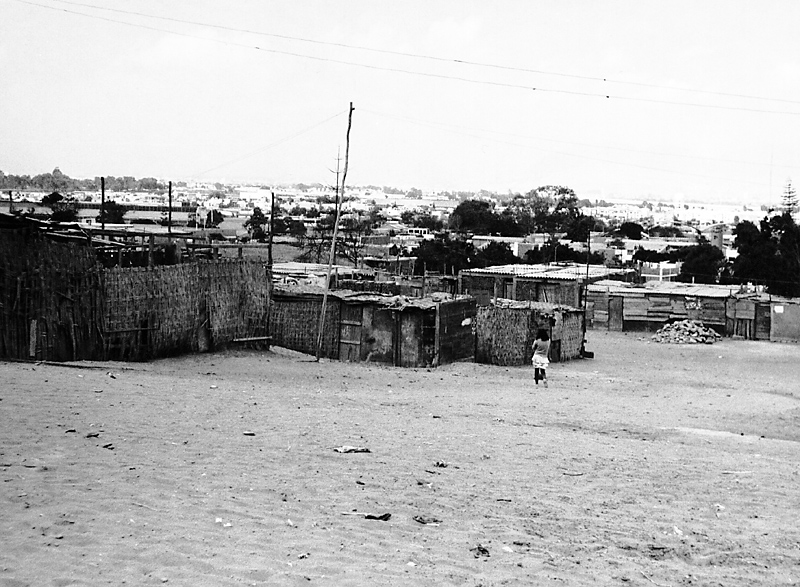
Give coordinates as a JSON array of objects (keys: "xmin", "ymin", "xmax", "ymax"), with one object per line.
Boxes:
[{"xmin": 2, "ymin": 0, "xmax": 800, "ymax": 205}]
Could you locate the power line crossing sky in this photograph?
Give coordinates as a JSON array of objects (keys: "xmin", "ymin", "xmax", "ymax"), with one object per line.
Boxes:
[{"xmin": 2, "ymin": 0, "xmax": 799, "ymax": 204}]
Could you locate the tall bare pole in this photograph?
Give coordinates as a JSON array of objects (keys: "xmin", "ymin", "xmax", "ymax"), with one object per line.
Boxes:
[
  {"xmin": 100, "ymin": 176, "xmax": 105, "ymax": 231},
  {"xmin": 316, "ymin": 102, "xmax": 354, "ymax": 361},
  {"xmin": 268, "ymin": 190, "xmax": 275, "ymax": 269},
  {"xmin": 168, "ymin": 180, "xmax": 173, "ymax": 235}
]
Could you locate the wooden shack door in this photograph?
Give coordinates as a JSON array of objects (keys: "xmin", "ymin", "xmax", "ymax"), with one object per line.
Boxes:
[
  {"xmin": 339, "ymin": 304, "xmax": 363, "ymax": 362},
  {"xmin": 754, "ymin": 303, "xmax": 771, "ymax": 340},
  {"xmin": 608, "ymin": 296, "xmax": 624, "ymax": 331}
]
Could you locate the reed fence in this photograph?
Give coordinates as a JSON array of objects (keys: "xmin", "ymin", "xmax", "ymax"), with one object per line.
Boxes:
[{"xmin": 1, "ymin": 230, "xmax": 271, "ymax": 361}]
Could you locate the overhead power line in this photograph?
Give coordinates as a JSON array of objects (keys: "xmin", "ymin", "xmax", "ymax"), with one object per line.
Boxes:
[
  {"xmin": 40, "ymin": 0, "xmax": 800, "ymax": 108},
  {"xmin": 14, "ymin": 0, "xmax": 800, "ymax": 117},
  {"xmin": 192, "ymin": 110, "xmax": 346, "ymax": 178},
  {"xmin": 362, "ymin": 108, "xmax": 800, "ymax": 172},
  {"xmin": 361, "ymin": 109, "xmax": 770, "ymax": 188}
]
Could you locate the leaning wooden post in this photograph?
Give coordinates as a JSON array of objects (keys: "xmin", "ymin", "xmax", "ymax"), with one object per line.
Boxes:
[{"xmin": 316, "ymin": 102, "xmax": 354, "ymax": 361}]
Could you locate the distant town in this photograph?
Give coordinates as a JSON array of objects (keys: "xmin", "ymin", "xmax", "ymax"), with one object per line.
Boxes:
[{"xmin": 1, "ymin": 167, "xmax": 798, "ymax": 296}]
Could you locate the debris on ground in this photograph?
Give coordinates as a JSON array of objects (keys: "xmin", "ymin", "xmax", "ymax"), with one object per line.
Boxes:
[
  {"xmin": 651, "ymin": 320, "xmax": 722, "ymax": 344},
  {"xmin": 333, "ymin": 446, "xmax": 371, "ymax": 453},
  {"xmin": 413, "ymin": 515, "xmax": 441, "ymax": 526},
  {"xmin": 341, "ymin": 511, "xmax": 391, "ymax": 521},
  {"xmin": 470, "ymin": 544, "xmax": 490, "ymax": 558}
]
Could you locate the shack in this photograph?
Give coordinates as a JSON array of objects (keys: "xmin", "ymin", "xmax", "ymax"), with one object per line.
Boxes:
[
  {"xmin": 270, "ymin": 286, "xmax": 476, "ymax": 367},
  {"xmin": 588, "ymin": 280, "xmax": 738, "ymax": 334},
  {"xmin": 475, "ymin": 299, "xmax": 585, "ymax": 366},
  {"xmin": 460, "ymin": 263, "xmax": 630, "ymax": 307},
  {"xmin": 726, "ymin": 293, "xmax": 800, "ymax": 342}
]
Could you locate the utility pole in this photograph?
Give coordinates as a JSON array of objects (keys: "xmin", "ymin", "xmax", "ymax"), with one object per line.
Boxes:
[
  {"xmin": 168, "ymin": 181, "xmax": 173, "ymax": 236},
  {"xmin": 268, "ymin": 190, "xmax": 275, "ymax": 269},
  {"xmin": 315, "ymin": 152, "xmax": 342, "ymax": 357},
  {"xmin": 316, "ymin": 102, "xmax": 354, "ymax": 361},
  {"xmin": 101, "ymin": 176, "xmax": 105, "ymax": 231}
]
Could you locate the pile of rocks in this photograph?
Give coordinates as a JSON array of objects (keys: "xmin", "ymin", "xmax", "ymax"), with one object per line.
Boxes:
[{"xmin": 652, "ymin": 319, "xmax": 722, "ymax": 344}]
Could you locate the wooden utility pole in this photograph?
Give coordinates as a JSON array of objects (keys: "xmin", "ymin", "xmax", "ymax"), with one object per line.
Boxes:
[
  {"xmin": 268, "ymin": 190, "xmax": 275, "ymax": 269},
  {"xmin": 316, "ymin": 102, "xmax": 354, "ymax": 361},
  {"xmin": 168, "ymin": 181, "xmax": 173, "ymax": 235},
  {"xmin": 100, "ymin": 176, "xmax": 106, "ymax": 231}
]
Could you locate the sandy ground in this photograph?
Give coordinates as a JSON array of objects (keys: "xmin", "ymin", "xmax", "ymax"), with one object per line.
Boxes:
[{"xmin": 1, "ymin": 331, "xmax": 799, "ymax": 587}]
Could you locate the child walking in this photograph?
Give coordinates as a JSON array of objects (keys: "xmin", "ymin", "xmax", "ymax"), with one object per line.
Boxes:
[{"xmin": 532, "ymin": 329, "xmax": 550, "ymax": 387}]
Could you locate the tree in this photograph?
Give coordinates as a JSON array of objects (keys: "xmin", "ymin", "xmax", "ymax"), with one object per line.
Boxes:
[
  {"xmin": 564, "ymin": 215, "xmax": 598, "ymax": 242},
  {"xmin": 206, "ymin": 209, "xmax": 224, "ymax": 228},
  {"xmin": 449, "ymin": 200, "xmax": 496, "ymax": 234},
  {"xmin": 96, "ymin": 200, "xmax": 126, "ymax": 224},
  {"xmin": 475, "ymin": 242, "xmax": 521, "ymax": 267},
  {"xmin": 244, "ymin": 207, "xmax": 268, "ymax": 236},
  {"xmin": 401, "ymin": 210, "xmax": 443, "ymax": 232},
  {"xmin": 410, "ymin": 234, "xmax": 478, "ymax": 276},
  {"xmin": 524, "ymin": 243, "xmax": 604, "ymax": 265},
  {"xmin": 510, "ymin": 186, "xmax": 578, "ymax": 234},
  {"xmin": 731, "ymin": 213, "xmax": 800, "ymax": 297},
  {"xmin": 648, "ymin": 225, "xmax": 684, "ymax": 238},
  {"xmin": 616, "ymin": 222, "xmax": 644, "ymax": 240},
  {"xmin": 676, "ymin": 243, "xmax": 725, "ymax": 284},
  {"xmin": 287, "ymin": 219, "xmax": 307, "ymax": 239},
  {"xmin": 296, "ymin": 212, "xmax": 371, "ymax": 266},
  {"xmin": 50, "ymin": 197, "xmax": 79, "ymax": 223},
  {"xmin": 782, "ymin": 179, "xmax": 798, "ymax": 216},
  {"xmin": 449, "ymin": 199, "xmax": 521, "ymax": 236}
]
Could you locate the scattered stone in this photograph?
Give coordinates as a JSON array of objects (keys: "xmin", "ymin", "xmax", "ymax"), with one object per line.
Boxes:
[{"xmin": 652, "ymin": 320, "xmax": 722, "ymax": 344}]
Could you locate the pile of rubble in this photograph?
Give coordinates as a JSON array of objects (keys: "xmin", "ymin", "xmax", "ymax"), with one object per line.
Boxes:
[{"xmin": 652, "ymin": 319, "xmax": 722, "ymax": 344}]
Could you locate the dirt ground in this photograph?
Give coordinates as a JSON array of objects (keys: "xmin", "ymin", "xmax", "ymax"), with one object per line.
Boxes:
[{"xmin": 1, "ymin": 330, "xmax": 799, "ymax": 586}]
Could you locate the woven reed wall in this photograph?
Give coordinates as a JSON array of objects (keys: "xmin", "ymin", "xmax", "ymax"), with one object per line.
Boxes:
[
  {"xmin": 270, "ymin": 294, "xmax": 340, "ymax": 359},
  {"xmin": 475, "ymin": 303, "xmax": 583, "ymax": 366},
  {"xmin": 475, "ymin": 306, "xmax": 534, "ymax": 366},
  {"xmin": 0, "ymin": 230, "xmax": 103, "ymax": 361},
  {"xmin": 558, "ymin": 311, "xmax": 585, "ymax": 360},
  {"xmin": 103, "ymin": 260, "xmax": 270, "ymax": 361}
]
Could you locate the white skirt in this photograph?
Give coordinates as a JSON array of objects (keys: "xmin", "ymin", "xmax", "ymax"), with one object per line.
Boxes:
[{"xmin": 532, "ymin": 355, "xmax": 549, "ymax": 369}]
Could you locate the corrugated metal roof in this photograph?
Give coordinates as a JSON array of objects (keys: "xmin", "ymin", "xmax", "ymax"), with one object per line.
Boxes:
[
  {"xmin": 491, "ymin": 298, "xmax": 580, "ymax": 312},
  {"xmin": 588, "ymin": 280, "xmax": 737, "ymax": 298},
  {"xmin": 272, "ymin": 262, "xmax": 367, "ymax": 276},
  {"xmin": 273, "ymin": 285, "xmax": 467, "ymax": 310},
  {"xmin": 462, "ymin": 263, "xmax": 626, "ymax": 281},
  {"xmin": 645, "ymin": 281, "xmax": 739, "ymax": 298}
]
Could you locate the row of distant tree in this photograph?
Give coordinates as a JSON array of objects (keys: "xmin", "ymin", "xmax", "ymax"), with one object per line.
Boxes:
[{"xmin": 0, "ymin": 168, "xmax": 174, "ymax": 194}]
